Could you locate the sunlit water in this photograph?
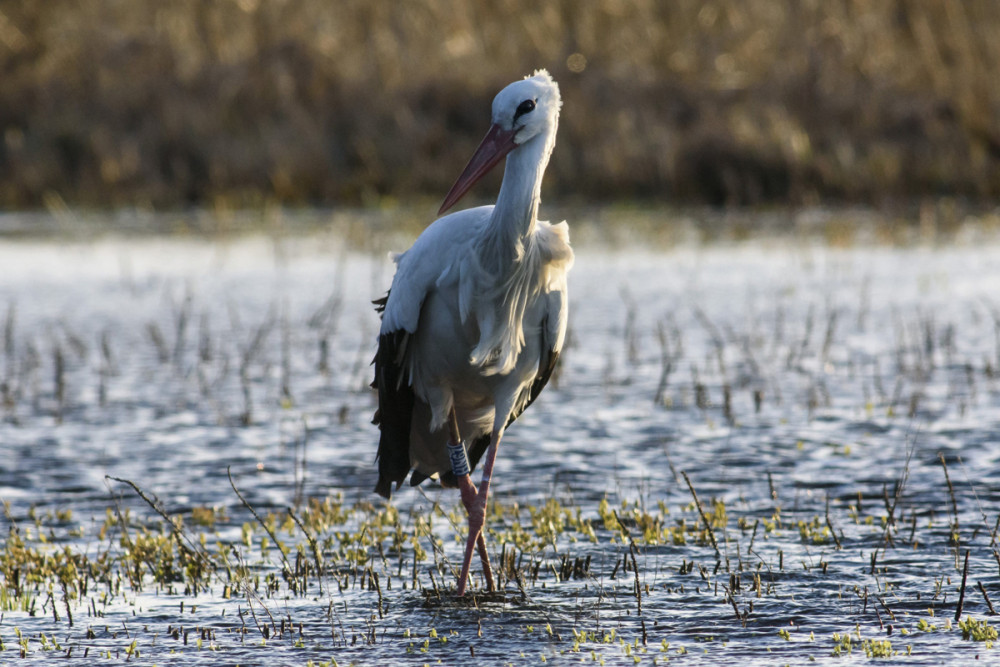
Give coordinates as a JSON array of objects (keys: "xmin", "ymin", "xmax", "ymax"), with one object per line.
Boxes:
[{"xmin": 2, "ymin": 217, "xmax": 1000, "ymax": 665}]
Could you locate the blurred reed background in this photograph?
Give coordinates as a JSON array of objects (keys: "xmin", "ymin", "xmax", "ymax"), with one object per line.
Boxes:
[{"xmin": 1, "ymin": 0, "xmax": 998, "ymax": 210}]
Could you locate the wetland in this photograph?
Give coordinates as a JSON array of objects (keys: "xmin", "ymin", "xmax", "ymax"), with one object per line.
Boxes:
[{"xmin": 2, "ymin": 208, "xmax": 1000, "ymax": 665}]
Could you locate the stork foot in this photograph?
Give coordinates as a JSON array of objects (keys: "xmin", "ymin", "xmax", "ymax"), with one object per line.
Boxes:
[{"xmin": 456, "ymin": 475, "xmax": 495, "ymax": 595}]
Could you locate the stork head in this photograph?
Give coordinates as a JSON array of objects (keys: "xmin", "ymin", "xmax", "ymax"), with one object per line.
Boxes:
[
  {"xmin": 490, "ymin": 69, "xmax": 562, "ymax": 146},
  {"xmin": 439, "ymin": 70, "xmax": 561, "ymax": 215}
]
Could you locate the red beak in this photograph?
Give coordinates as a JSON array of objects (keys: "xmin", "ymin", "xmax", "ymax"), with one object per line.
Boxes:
[{"xmin": 438, "ymin": 124, "xmax": 518, "ymax": 216}]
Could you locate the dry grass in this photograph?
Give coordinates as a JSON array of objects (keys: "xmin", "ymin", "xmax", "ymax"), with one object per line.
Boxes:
[{"xmin": 1, "ymin": 0, "xmax": 999, "ymax": 208}]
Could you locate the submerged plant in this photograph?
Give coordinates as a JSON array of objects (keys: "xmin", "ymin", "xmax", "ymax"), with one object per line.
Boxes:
[{"xmin": 959, "ymin": 617, "xmax": 998, "ymax": 646}]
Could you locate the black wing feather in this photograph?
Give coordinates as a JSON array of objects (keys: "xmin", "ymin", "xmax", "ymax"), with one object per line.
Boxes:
[
  {"xmin": 372, "ymin": 293, "xmax": 414, "ymax": 499},
  {"xmin": 507, "ymin": 347, "xmax": 561, "ymax": 428}
]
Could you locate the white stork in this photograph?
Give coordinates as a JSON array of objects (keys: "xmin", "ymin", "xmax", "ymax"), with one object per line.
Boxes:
[{"xmin": 372, "ymin": 70, "xmax": 572, "ymax": 596}]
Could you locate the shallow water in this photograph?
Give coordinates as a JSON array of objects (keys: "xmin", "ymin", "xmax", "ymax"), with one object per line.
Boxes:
[{"xmin": 2, "ymin": 217, "xmax": 1000, "ymax": 665}]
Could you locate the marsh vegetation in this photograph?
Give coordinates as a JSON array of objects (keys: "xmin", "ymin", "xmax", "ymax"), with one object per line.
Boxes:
[{"xmin": 1, "ymin": 209, "xmax": 1000, "ymax": 664}]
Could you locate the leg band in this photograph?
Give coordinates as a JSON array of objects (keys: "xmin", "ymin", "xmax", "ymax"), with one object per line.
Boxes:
[{"xmin": 448, "ymin": 441, "xmax": 471, "ymax": 478}]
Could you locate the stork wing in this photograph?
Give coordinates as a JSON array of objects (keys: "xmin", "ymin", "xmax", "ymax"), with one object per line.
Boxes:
[
  {"xmin": 463, "ymin": 284, "xmax": 568, "ymax": 475},
  {"xmin": 516, "ymin": 281, "xmax": 569, "ymax": 422},
  {"xmin": 372, "ymin": 294, "xmax": 415, "ymax": 498},
  {"xmin": 371, "ymin": 208, "xmax": 492, "ymax": 498}
]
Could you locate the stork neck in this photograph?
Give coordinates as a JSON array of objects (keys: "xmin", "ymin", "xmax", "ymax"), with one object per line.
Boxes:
[{"xmin": 480, "ymin": 130, "xmax": 552, "ymax": 272}]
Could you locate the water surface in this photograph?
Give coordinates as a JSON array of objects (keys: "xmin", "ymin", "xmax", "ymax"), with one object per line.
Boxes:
[{"xmin": 1, "ymin": 215, "xmax": 1000, "ymax": 664}]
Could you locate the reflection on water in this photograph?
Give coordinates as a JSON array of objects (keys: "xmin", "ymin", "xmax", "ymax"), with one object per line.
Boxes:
[{"xmin": 2, "ymin": 216, "xmax": 1000, "ymax": 664}]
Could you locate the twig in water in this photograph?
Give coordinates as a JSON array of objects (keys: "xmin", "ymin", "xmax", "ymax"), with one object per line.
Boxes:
[
  {"xmin": 620, "ymin": 287, "xmax": 639, "ymax": 366},
  {"xmin": 292, "ymin": 416, "xmax": 310, "ymax": 510},
  {"xmin": 875, "ymin": 593, "xmax": 896, "ymax": 622},
  {"xmin": 691, "ymin": 304, "xmax": 726, "ymax": 377},
  {"xmin": 53, "ymin": 343, "xmax": 64, "ymax": 422},
  {"xmin": 955, "ymin": 549, "xmax": 970, "ymax": 622},
  {"xmin": 954, "ymin": 453, "xmax": 996, "ymax": 550},
  {"xmin": 747, "ymin": 518, "xmax": 760, "ymax": 556},
  {"xmin": 629, "ymin": 539, "xmax": 646, "ymax": 644},
  {"xmin": 653, "ymin": 320, "xmax": 675, "ymax": 405},
  {"xmin": 105, "ymin": 475, "xmax": 215, "ymax": 573},
  {"xmin": 228, "ymin": 466, "xmax": 293, "ymax": 578},
  {"xmin": 939, "ymin": 452, "xmax": 960, "ymax": 545},
  {"xmin": 230, "ymin": 543, "xmax": 278, "ymax": 638},
  {"xmin": 612, "ymin": 510, "xmax": 647, "ymax": 645},
  {"xmin": 660, "ymin": 440, "xmax": 680, "ymax": 484},
  {"xmin": 280, "ymin": 299, "xmax": 292, "ymax": 404},
  {"xmin": 3, "ymin": 301, "xmax": 15, "ymax": 366},
  {"xmin": 978, "ymin": 581, "xmax": 997, "ymax": 615},
  {"xmin": 825, "ymin": 494, "xmax": 842, "ymax": 549},
  {"xmin": 287, "ymin": 506, "xmax": 324, "ymax": 586},
  {"xmin": 876, "ymin": 431, "xmax": 916, "ymax": 561},
  {"xmin": 682, "ymin": 471, "xmax": 721, "ymax": 561},
  {"xmin": 171, "ymin": 290, "xmax": 191, "ymax": 368},
  {"xmin": 146, "ymin": 322, "xmax": 169, "ymax": 363},
  {"xmin": 728, "ymin": 592, "xmax": 746, "ymax": 627}
]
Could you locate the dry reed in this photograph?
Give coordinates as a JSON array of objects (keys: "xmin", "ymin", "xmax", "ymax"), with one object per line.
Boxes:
[{"xmin": 1, "ymin": 1, "xmax": 999, "ymax": 209}]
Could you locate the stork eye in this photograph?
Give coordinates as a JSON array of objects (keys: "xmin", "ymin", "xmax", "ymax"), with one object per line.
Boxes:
[{"xmin": 514, "ymin": 99, "xmax": 536, "ymax": 120}]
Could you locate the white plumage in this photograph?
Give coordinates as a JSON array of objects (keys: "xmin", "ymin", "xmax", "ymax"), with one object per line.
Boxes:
[{"xmin": 372, "ymin": 70, "xmax": 572, "ymax": 595}]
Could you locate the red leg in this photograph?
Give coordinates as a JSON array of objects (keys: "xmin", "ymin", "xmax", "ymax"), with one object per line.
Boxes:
[
  {"xmin": 477, "ymin": 530, "xmax": 495, "ymax": 591},
  {"xmin": 456, "ymin": 474, "xmax": 484, "ymax": 596},
  {"xmin": 455, "ymin": 426, "xmax": 503, "ymax": 596},
  {"xmin": 450, "ymin": 412, "xmax": 502, "ymax": 596}
]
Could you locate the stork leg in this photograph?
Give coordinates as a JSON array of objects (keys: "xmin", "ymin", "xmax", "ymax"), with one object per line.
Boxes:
[
  {"xmin": 449, "ymin": 411, "xmax": 496, "ymax": 596},
  {"xmin": 455, "ymin": 422, "xmax": 504, "ymax": 596}
]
